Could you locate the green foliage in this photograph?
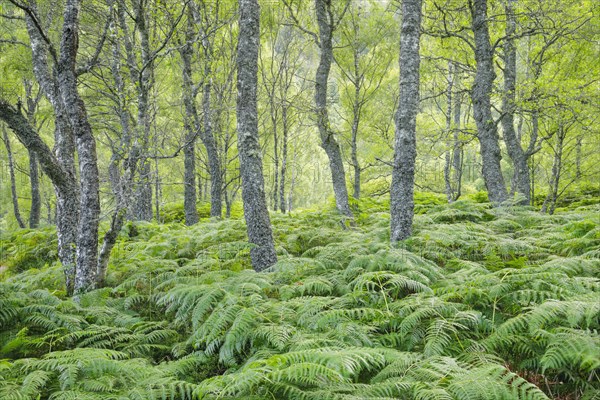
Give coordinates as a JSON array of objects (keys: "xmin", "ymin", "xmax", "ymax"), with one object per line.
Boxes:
[
  {"xmin": 1, "ymin": 200, "xmax": 599, "ymax": 399},
  {"xmin": 161, "ymin": 202, "xmax": 244, "ymax": 224},
  {"xmin": 0, "ymin": 227, "xmax": 58, "ymax": 273}
]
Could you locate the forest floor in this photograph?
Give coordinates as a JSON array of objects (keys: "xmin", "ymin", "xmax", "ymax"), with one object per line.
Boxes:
[{"xmin": 0, "ymin": 197, "xmax": 599, "ymax": 400}]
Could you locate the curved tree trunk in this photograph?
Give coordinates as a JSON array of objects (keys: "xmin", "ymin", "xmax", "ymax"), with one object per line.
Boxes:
[
  {"xmin": 315, "ymin": 0, "xmax": 352, "ymax": 218},
  {"xmin": 237, "ymin": 0, "xmax": 277, "ymax": 271},
  {"xmin": 0, "ymin": 100, "xmax": 80, "ymax": 293},
  {"xmin": 470, "ymin": 0, "xmax": 508, "ymax": 205},
  {"xmin": 390, "ymin": 0, "xmax": 422, "ymax": 243}
]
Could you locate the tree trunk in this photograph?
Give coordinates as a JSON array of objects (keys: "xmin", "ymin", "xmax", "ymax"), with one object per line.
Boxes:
[
  {"xmin": 470, "ymin": 0, "xmax": 508, "ymax": 205},
  {"xmin": 390, "ymin": 0, "xmax": 422, "ymax": 243},
  {"xmin": 575, "ymin": 137, "xmax": 582, "ymax": 179},
  {"xmin": 444, "ymin": 62, "xmax": 455, "ymax": 203},
  {"xmin": 202, "ymin": 80, "xmax": 223, "ymax": 219},
  {"xmin": 444, "ymin": 63, "xmax": 463, "ymax": 202},
  {"xmin": 96, "ymin": 160, "xmax": 127, "ymax": 287},
  {"xmin": 501, "ymin": 0, "xmax": 529, "ymax": 205},
  {"xmin": 96, "ymin": 208, "xmax": 126, "ymax": 287},
  {"xmin": 133, "ymin": 161, "xmax": 153, "ymax": 220},
  {"xmin": 351, "ymin": 100, "xmax": 361, "ymax": 200},
  {"xmin": 225, "ymin": 193, "xmax": 233, "ymax": 219},
  {"xmin": 28, "ymin": 151, "xmax": 41, "ymax": 228},
  {"xmin": 154, "ymin": 157, "xmax": 161, "ymax": 221},
  {"xmin": 0, "ymin": 100, "xmax": 80, "ymax": 293},
  {"xmin": 180, "ymin": 8, "xmax": 199, "ymax": 225},
  {"xmin": 452, "ymin": 135, "xmax": 463, "ymax": 201},
  {"xmin": 279, "ymin": 105, "xmax": 289, "ymax": 213},
  {"xmin": 58, "ymin": 0, "xmax": 101, "ymax": 294},
  {"xmin": 1, "ymin": 126, "xmax": 26, "ymax": 228},
  {"xmin": 444, "ymin": 151, "xmax": 454, "ymax": 201},
  {"xmin": 23, "ymin": 2, "xmax": 79, "ymax": 294},
  {"xmin": 96, "ymin": 15, "xmax": 143, "ymax": 286},
  {"xmin": 200, "ymin": 21, "xmax": 223, "ymax": 219},
  {"xmin": 541, "ymin": 125, "xmax": 564, "ymax": 215},
  {"xmin": 24, "ymin": 80, "xmax": 41, "ymax": 228},
  {"xmin": 315, "ymin": 0, "xmax": 353, "ymax": 218},
  {"xmin": 237, "ymin": 0, "xmax": 277, "ymax": 271},
  {"xmin": 117, "ymin": 0, "xmax": 154, "ymax": 222},
  {"xmin": 272, "ymin": 113, "xmax": 279, "ymax": 210},
  {"xmin": 183, "ymin": 135, "xmax": 198, "ymax": 225},
  {"xmin": 452, "ymin": 69, "xmax": 463, "ymax": 201},
  {"xmin": 288, "ymin": 146, "xmax": 297, "ymax": 212}
]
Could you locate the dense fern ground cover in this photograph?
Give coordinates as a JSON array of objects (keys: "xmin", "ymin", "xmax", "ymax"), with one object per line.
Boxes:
[{"xmin": 1, "ymin": 199, "xmax": 599, "ymax": 400}]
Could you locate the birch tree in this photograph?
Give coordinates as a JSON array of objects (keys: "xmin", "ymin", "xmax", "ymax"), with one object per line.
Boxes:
[
  {"xmin": 390, "ymin": 0, "xmax": 422, "ymax": 242},
  {"xmin": 237, "ymin": 0, "xmax": 277, "ymax": 271}
]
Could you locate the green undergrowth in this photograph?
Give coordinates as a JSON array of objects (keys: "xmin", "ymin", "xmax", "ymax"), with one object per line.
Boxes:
[{"xmin": 0, "ymin": 199, "xmax": 598, "ymax": 399}]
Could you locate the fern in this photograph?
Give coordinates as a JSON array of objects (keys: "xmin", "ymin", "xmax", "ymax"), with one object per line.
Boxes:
[{"xmin": 2, "ymin": 199, "xmax": 599, "ymax": 399}]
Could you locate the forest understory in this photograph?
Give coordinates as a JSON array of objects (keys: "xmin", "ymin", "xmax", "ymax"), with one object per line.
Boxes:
[
  {"xmin": 1, "ymin": 197, "xmax": 599, "ymax": 400},
  {"xmin": 1, "ymin": 0, "xmax": 599, "ymax": 398}
]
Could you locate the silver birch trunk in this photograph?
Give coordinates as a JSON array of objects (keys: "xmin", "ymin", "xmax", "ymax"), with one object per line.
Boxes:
[
  {"xmin": 315, "ymin": 0, "xmax": 353, "ymax": 218},
  {"xmin": 470, "ymin": 0, "xmax": 509, "ymax": 205},
  {"xmin": 390, "ymin": 0, "xmax": 422, "ymax": 243},
  {"xmin": 501, "ymin": 0, "xmax": 530, "ymax": 205},
  {"xmin": 237, "ymin": 0, "xmax": 277, "ymax": 271}
]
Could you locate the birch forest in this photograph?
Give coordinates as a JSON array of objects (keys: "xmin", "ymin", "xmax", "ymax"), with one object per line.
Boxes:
[{"xmin": 0, "ymin": 0, "xmax": 598, "ymax": 399}]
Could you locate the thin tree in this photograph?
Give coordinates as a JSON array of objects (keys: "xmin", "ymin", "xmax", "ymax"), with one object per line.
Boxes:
[
  {"xmin": 179, "ymin": 3, "xmax": 201, "ymax": 225},
  {"xmin": 23, "ymin": 80, "xmax": 41, "ymax": 228},
  {"xmin": 443, "ymin": 62, "xmax": 463, "ymax": 202},
  {"xmin": 1, "ymin": 124, "xmax": 26, "ymax": 229},
  {"xmin": 500, "ymin": 0, "xmax": 529, "ymax": 205}
]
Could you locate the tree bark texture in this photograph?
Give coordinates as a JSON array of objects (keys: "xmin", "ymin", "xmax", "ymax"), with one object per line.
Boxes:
[
  {"xmin": 28, "ymin": 151, "xmax": 41, "ymax": 228},
  {"xmin": 279, "ymin": 104, "xmax": 289, "ymax": 213},
  {"xmin": 541, "ymin": 125, "xmax": 564, "ymax": 215},
  {"xmin": 24, "ymin": 80, "xmax": 41, "ymax": 228},
  {"xmin": 58, "ymin": 0, "xmax": 101, "ymax": 294},
  {"xmin": 1, "ymin": 126, "xmax": 26, "ymax": 229},
  {"xmin": 444, "ymin": 62, "xmax": 455, "ymax": 203},
  {"xmin": 181, "ymin": 7, "xmax": 200, "ymax": 225},
  {"xmin": 197, "ymin": 5, "xmax": 223, "ymax": 219},
  {"xmin": 23, "ymin": 1, "xmax": 80, "ymax": 293},
  {"xmin": 470, "ymin": 0, "xmax": 508, "ymax": 205},
  {"xmin": 351, "ymin": 86, "xmax": 361, "ymax": 200},
  {"xmin": 0, "ymin": 100, "xmax": 81, "ymax": 293},
  {"xmin": 390, "ymin": 0, "xmax": 422, "ymax": 243},
  {"xmin": 501, "ymin": 0, "xmax": 529, "ymax": 205},
  {"xmin": 315, "ymin": 0, "xmax": 353, "ymax": 218},
  {"xmin": 452, "ymin": 74, "xmax": 463, "ymax": 201},
  {"xmin": 202, "ymin": 66, "xmax": 223, "ymax": 219},
  {"xmin": 237, "ymin": 0, "xmax": 278, "ymax": 271},
  {"xmin": 442, "ymin": 63, "xmax": 463, "ymax": 202}
]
